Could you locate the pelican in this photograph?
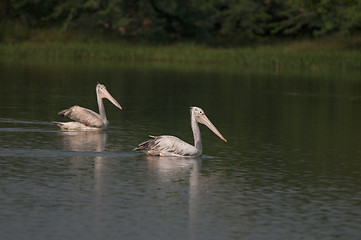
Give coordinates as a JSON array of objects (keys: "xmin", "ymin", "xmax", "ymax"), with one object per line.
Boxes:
[
  {"xmin": 53, "ymin": 83, "xmax": 122, "ymax": 130},
  {"xmin": 134, "ymin": 106, "xmax": 227, "ymax": 157}
]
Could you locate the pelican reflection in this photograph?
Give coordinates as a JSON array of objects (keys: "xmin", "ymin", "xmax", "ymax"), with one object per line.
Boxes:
[
  {"xmin": 143, "ymin": 155, "xmax": 201, "ymax": 239},
  {"xmin": 57, "ymin": 130, "xmax": 107, "ymax": 236},
  {"xmin": 144, "ymin": 155, "xmax": 202, "ymax": 180},
  {"xmin": 58, "ymin": 131, "xmax": 107, "ymax": 152}
]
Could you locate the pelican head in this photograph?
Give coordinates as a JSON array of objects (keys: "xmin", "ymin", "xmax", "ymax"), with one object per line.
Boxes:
[
  {"xmin": 96, "ymin": 83, "xmax": 122, "ymax": 110},
  {"xmin": 191, "ymin": 106, "xmax": 227, "ymax": 142}
]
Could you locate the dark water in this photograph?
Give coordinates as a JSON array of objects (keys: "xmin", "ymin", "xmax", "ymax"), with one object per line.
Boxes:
[{"xmin": 1, "ymin": 60, "xmax": 361, "ymax": 240}]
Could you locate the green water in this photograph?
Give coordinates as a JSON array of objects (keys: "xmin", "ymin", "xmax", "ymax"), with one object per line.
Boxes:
[{"xmin": 1, "ymin": 59, "xmax": 361, "ymax": 240}]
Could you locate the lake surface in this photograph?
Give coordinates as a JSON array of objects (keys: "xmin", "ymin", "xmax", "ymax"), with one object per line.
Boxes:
[{"xmin": 1, "ymin": 59, "xmax": 361, "ymax": 240}]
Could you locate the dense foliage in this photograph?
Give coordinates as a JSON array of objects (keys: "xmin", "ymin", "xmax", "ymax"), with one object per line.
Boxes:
[{"xmin": 1, "ymin": 0, "xmax": 361, "ymax": 43}]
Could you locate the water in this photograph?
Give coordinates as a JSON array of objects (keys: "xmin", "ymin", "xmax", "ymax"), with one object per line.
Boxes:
[{"xmin": 1, "ymin": 60, "xmax": 361, "ymax": 240}]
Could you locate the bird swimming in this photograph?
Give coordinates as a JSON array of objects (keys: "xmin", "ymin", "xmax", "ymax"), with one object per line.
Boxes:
[
  {"xmin": 53, "ymin": 83, "xmax": 122, "ymax": 131},
  {"xmin": 134, "ymin": 106, "xmax": 227, "ymax": 157}
]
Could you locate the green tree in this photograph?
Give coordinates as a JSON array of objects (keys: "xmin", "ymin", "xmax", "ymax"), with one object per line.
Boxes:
[{"xmin": 1, "ymin": 0, "xmax": 361, "ymax": 43}]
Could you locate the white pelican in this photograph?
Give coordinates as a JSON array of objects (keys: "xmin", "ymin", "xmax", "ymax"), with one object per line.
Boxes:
[
  {"xmin": 134, "ymin": 106, "xmax": 227, "ymax": 157},
  {"xmin": 53, "ymin": 83, "xmax": 122, "ymax": 130}
]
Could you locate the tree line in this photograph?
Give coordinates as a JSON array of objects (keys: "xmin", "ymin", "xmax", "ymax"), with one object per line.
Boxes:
[{"xmin": 1, "ymin": 0, "xmax": 361, "ymax": 44}]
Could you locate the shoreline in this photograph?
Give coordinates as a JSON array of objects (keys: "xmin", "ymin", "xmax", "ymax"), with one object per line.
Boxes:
[{"xmin": 1, "ymin": 39, "xmax": 361, "ymax": 72}]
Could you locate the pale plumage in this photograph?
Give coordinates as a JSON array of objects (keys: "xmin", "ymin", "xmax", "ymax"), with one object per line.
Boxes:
[
  {"xmin": 134, "ymin": 107, "xmax": 227, "ymax": 157},
  {"xmin": 53, "ymin": 83, "xmax": 122, "ymax": 131},
  {"xmin": 136, "ymin": 135, "xmax": 201, "ymax": 157}
]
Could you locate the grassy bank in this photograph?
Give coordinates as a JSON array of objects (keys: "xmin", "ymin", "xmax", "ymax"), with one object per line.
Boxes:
[{"xmin": 1, "ymin": 37, "xmax": 361, "ymax": 72}]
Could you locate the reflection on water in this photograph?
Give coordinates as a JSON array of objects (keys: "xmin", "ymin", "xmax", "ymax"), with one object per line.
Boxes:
[
  {"xmin": 58, "ymin": 131, "xmax": 109, "ymax": 238},
  {"xmin": 144, "ymin": 155, "xmax": 201, "ymax": 180},
  {"xmin": 143, "ymin": 155, "xmax": 202, "ymax": 240},
  {"xmin": 1, "ymin": 60, "xmax": 361, "ymax": 240},
  {"xmin": 58, "ymin": 131, "xmax": 108, "ymax": 152}
]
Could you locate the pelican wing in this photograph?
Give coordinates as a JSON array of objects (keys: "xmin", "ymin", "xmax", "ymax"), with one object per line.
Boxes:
[
  {"xmin": 134, "ymin": 135, "xmax": 200, "ymax": 157},
  {"xmin": 58, "ymin": 105, "xmax": 103, "ymax": 128}
]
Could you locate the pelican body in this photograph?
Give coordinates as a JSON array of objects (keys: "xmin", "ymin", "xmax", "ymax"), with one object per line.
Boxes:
[
  {"xmin": 134, "ymin": 107, "xmax": 227, "ymax": 157},
  {"xmin": 53, "ymin": 83, "xmax": 122, "ymax": 131}
]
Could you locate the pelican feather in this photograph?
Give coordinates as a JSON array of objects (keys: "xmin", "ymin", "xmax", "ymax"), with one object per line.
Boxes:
[
  {"xmin": 134, "ymin": 107, "xmax": 226, "ymax": 157},
  {"xmin": 53, "ymin": 83, "xmax": 122, "ymax": 131},
  {"xmin": 58, "ymin": 106, "xmax": 104, "ymax": 128},
  {"xmin": 134, "ymin": 135, "xmax": 200, "ymax": 157}
]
